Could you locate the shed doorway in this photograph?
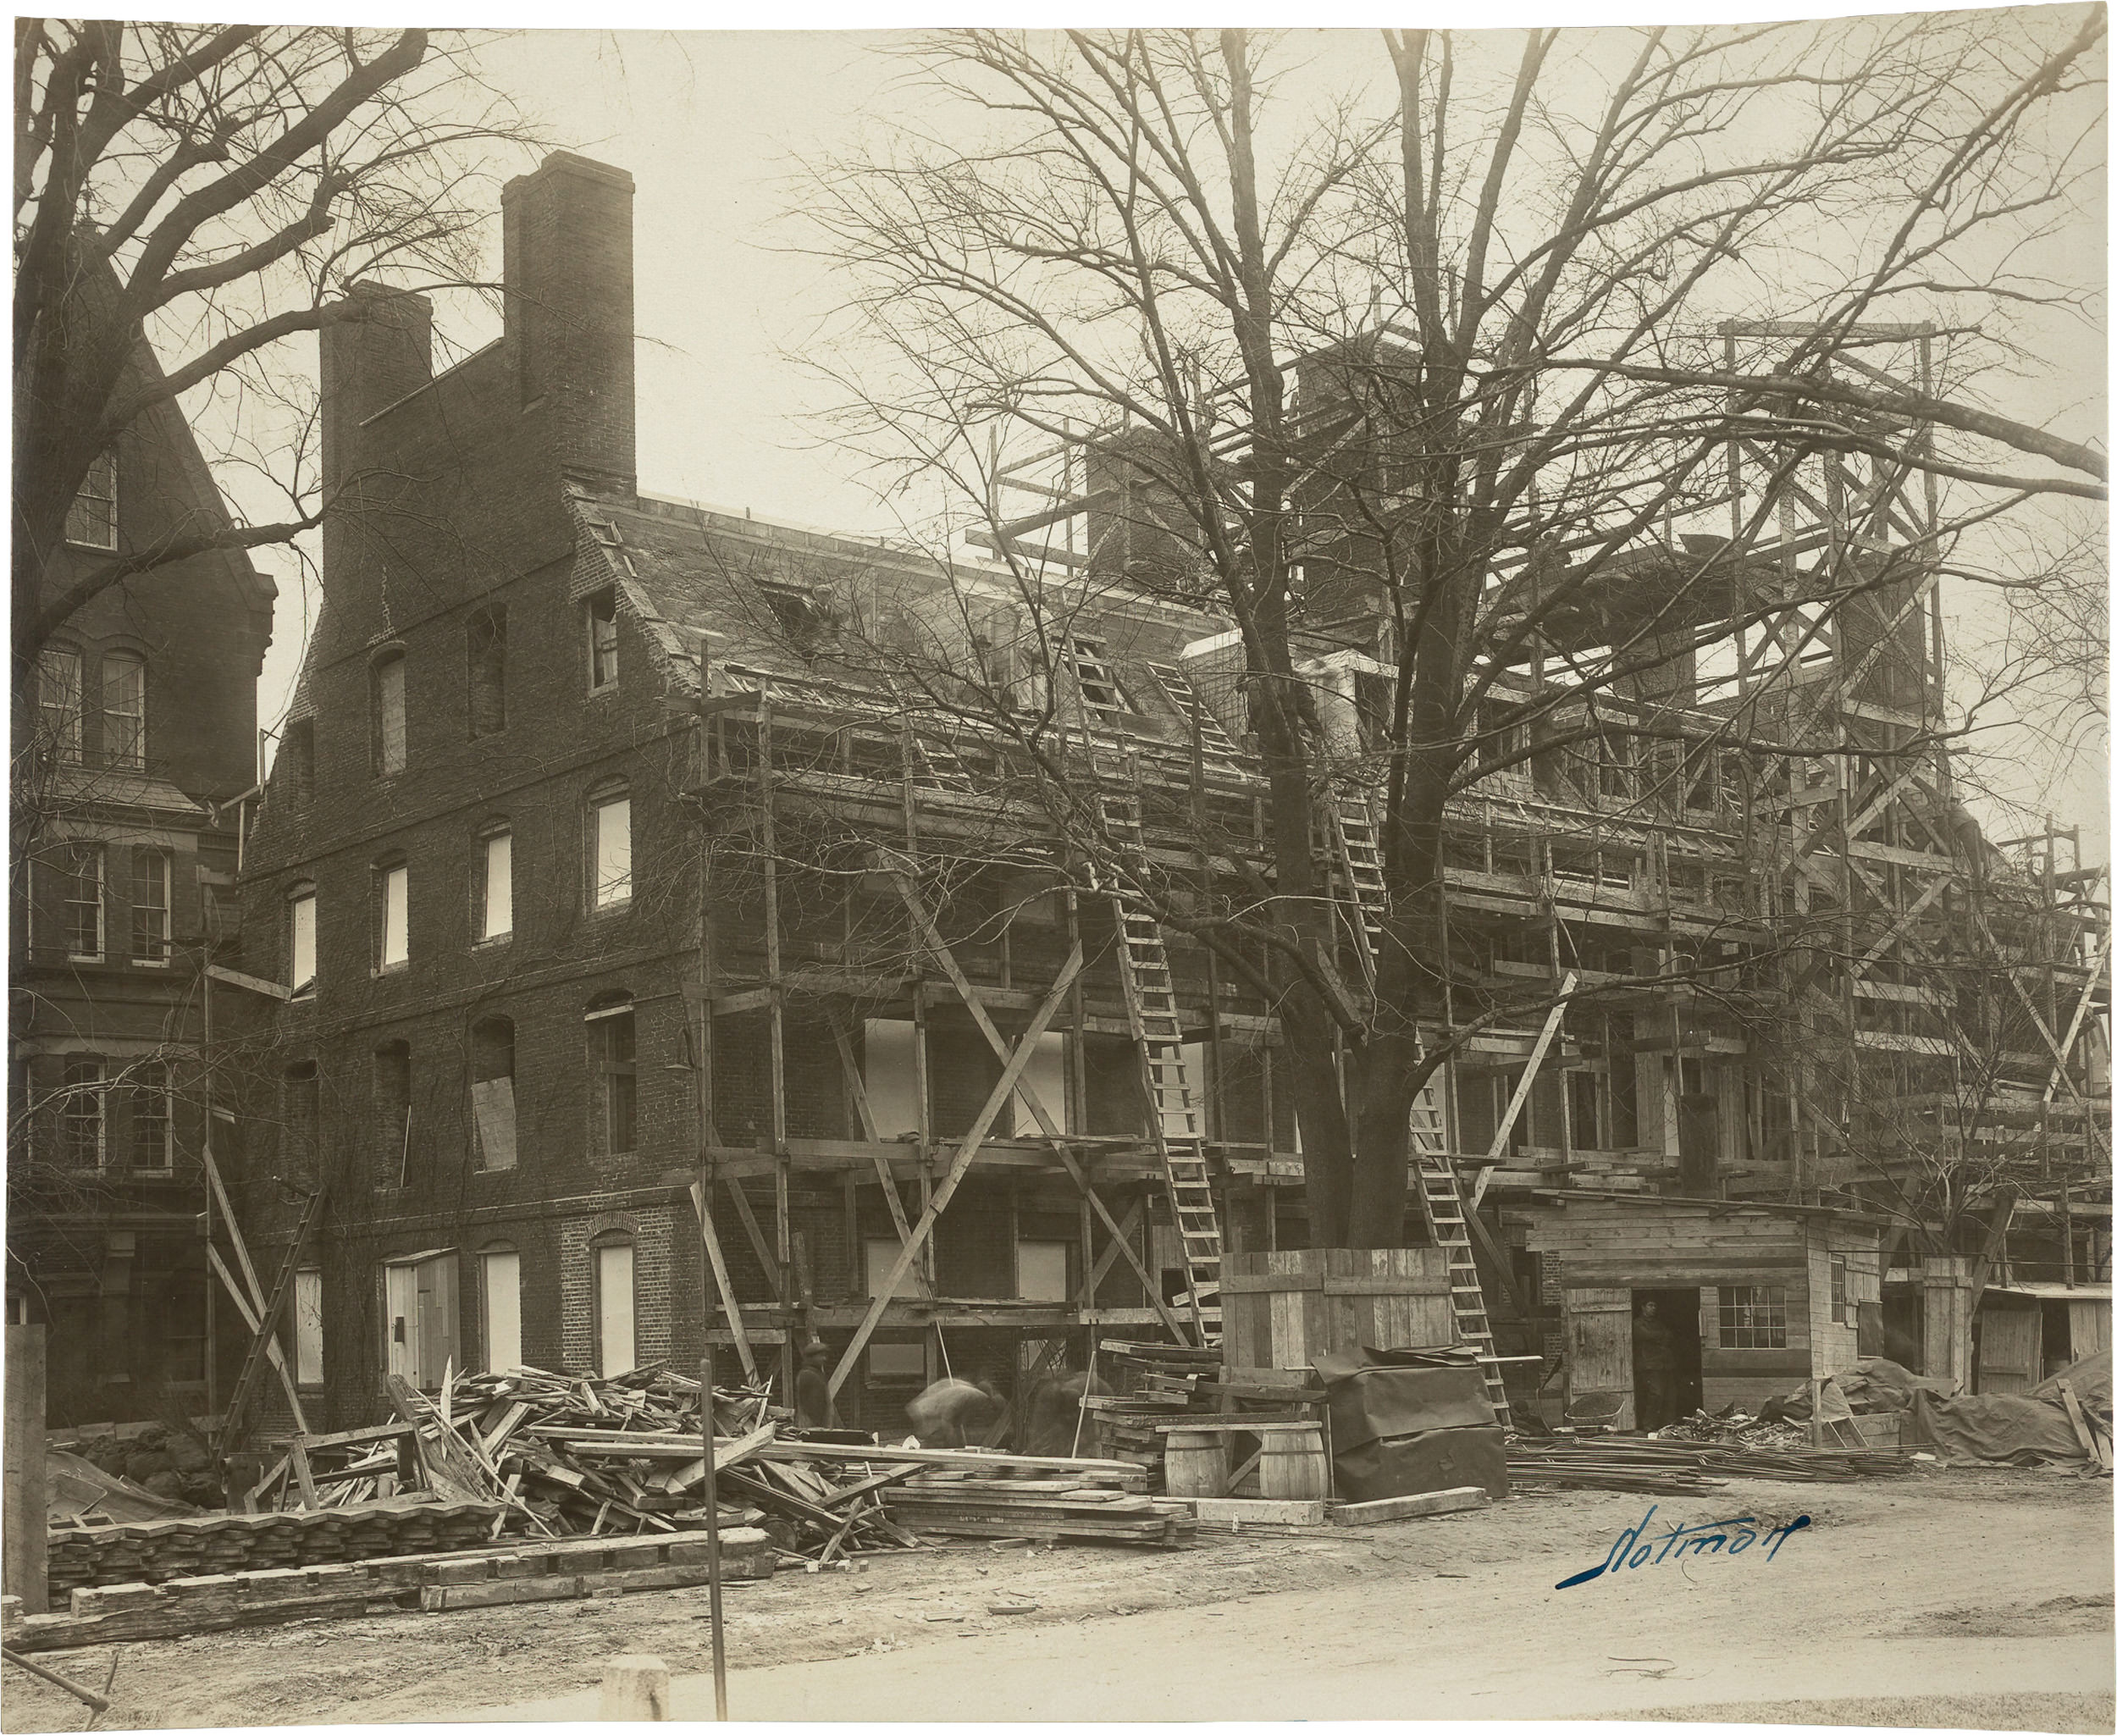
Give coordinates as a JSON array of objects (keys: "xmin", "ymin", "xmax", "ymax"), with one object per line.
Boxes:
[{"xmin": 1631, "ymin": 1287, "xmax": 1702, "ymax": 1430}]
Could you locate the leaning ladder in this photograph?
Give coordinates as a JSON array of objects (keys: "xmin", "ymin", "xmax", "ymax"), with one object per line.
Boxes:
[
  {"xmin": 1096, "ymin": 785, "xmax": 1224, "ymax": 1346},
  {"xmin": 1408, "ymin": 1083, "xmax": 1513, "ymax": 1428},
  {"xmin": 1329, "ymin": 789, "xmax": 1390, "ymax": 990},
  {"xmin": 218, "ymin": 1182, "xmax": 330, "ymax": 1451}
]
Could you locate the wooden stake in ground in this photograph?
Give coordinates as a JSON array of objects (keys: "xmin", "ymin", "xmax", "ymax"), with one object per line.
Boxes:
[
  {"xmin": 699, "ymin": 1352, "xmax": 728, "ymax": 1722},
  {"xmin": 598, "ymin": 1656, "xmax": 670, "ymax": 1721},
  {"xmin": 3, "ymin": 1326, "xmax": 47, "ymax": 1614}
]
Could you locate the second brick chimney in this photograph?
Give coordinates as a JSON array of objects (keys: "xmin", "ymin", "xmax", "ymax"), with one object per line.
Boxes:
[{"xmin": 502, "ymin": 151, "xmax": 637, "ymax": 489}]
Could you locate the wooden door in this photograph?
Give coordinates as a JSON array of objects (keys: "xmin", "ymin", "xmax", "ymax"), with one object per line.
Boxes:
[
  {"xmin": 1565, "ymin": 1287, "xmax": 1634, "ymax": 1429},
  {"xmin": 1977, "ymin": 1302, "xmax": 2040, "ymax": 1394},
  {"xmin": 2069, "ymin": 1299, "xmax": 2110, "ymax": 1360}
]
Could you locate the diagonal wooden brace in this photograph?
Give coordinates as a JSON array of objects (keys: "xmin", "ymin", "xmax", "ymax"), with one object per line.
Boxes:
[
  {"xmin": 888, "ymin": 866, "xmax": 1197, "ymax": 1345},
  {"xmin": 826, "ymin": 943, "xmax": 1085, "ymax": 1401}
]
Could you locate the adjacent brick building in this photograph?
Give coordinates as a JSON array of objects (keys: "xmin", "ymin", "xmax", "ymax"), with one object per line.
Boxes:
[{"xmin": 8, "ymin": 351, "xmax": 275, "ymax": 1425}]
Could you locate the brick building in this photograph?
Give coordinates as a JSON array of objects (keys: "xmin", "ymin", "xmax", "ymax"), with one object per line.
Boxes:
[
  {"xmin": 231, "ymin": 150, "xmax": 2108, "ymax": 1444},
  {"xmin": 8, "ymin": 350, "xmax": 275, "ymax": 1425}
]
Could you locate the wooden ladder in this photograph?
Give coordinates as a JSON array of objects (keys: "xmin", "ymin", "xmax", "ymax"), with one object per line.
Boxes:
[
  {"xmin": 1143, "ymin": 661, "xmax": 1244, "ymax": 763},
  {"xmin": 218, "ymin": 1183, "xmax": 329, "ymax": 1451},
  {"xmin": 1329, "ymin": 790, "xmax": 1390, "ymax": 989},
  {"xmin": 1408, "ymin": 1083, "xmax": 1512, "ymax": 1428},
  {"xmin": 1096, "ymin": 786, "xmax": 1223, "ymax": 1346}
]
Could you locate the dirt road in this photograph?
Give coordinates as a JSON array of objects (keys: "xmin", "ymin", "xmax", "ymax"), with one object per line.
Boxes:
[{"xmin": 3, "ymin": 1466, "xmax": 2109, "ymax": 1729}]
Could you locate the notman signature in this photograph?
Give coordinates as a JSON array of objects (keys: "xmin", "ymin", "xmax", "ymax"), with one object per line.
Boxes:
[{"xmin": 1555, "ymin": 1502, "xmax": 1812, "ymax": 1589}]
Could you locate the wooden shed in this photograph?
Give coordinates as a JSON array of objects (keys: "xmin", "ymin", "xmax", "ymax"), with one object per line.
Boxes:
[{"xmin": 1520, "ymin": 1195, "xmax": 1883, "ymax": 1429}]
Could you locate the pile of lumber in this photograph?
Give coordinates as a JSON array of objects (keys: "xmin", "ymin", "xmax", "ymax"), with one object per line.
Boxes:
[
  {"xmin": 1082, "ymin": 1341, "xmax": 1224, "ymax": 1483},
  {"xmin": 45, "ymin": 1497, "xmax": 500, "ymax": 1597},
  {"xmin": 1509, "ymin": 1434, "xmax": 1918, "ymax": 1492}
]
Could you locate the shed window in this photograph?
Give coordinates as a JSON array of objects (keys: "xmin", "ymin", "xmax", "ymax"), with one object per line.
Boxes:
[
  {"xmin": 467, "ymin": 608, "xmax": 506, "ymax": 737},
  {"xmin": 102, "ymin": 651, "xmax": 146, "ymax": 769},
  {"xmin": 372, "ymin": 650, "xmax": 406, "ymax": 777},
  {"xmin": 131, "ymin": 847, "xmax": 169, "ymax": 964},
  {"xmin": 1717, "ymin": 1285, "xmax": 1788, "ymax": 1350},
  {"xmin": 64, "ymin": 450, "xmax": 117, "ymax": 550},
  {"xmin": 470, "ymin": 1017, "xmax": 517, "ymax": 1173},
  {"xmin": 1830, "ymin": 1255, "xmax": 1849, "ymax": 1325}
]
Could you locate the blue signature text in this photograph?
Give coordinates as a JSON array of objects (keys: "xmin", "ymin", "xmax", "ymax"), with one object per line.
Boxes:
[{"xmin": 1555, "ymin": 1503, "xmax": 1812, "ymax": 1589}]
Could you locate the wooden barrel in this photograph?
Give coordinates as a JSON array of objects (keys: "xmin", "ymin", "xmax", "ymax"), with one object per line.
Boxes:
[
  {"xmin": 1257, "ymin": 1424, "xmax": 1329, "ymax": 1500},
  {"xmin": 1162, "ymin": 1429, "xmax": 1229, "ymax": 1498}
]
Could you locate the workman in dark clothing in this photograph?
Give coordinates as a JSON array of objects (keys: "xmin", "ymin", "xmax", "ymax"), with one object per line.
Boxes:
[
  {"xmin": 794, "ymin": 1342, "xmax": 837, "ymax": 1430},
  {"xmin": 1632, "ymin": 1298, "xmax": 1679, "ymax": 1430}
]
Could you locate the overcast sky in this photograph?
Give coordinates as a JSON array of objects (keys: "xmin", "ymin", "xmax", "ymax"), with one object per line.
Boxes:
[{"xmin": 246, "ymin": 19, "xmax": 2108, "ymax": 859}]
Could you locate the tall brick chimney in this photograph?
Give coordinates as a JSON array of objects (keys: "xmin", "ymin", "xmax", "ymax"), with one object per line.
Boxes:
[
  {"xmin": 319, "ymin": 283, "xmax": 434, "ymax": 494},
  {"xmin": 502, "ymin": 151, "xmax": 636, "ymax": 489}
]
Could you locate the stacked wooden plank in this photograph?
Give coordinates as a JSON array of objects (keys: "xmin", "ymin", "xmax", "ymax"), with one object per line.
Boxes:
[
  {"xmin": 45, "ymin": 1498, "xmax": 500, "ymax": 1597},
  {"xmin": 1509, "ymin": 1434, "xmax": 1917, "ymax": 1491},
  {"xmin": 1083, "ymin": 1341, "xmax": 1224, "ymax": 1483},
  {"xmin": 882, "ymin": 1469, "xmax": 1193, "ymax": 1546},
  {"xmin": 14, "ymin": 1526, "xmax": 772, "ymax": 1653}
]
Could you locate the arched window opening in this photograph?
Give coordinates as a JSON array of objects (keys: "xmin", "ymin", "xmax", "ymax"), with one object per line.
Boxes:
[
  {"xmin": 102, "ymin": 650, "xmax": 146, "ymax": 769},
  {"xmin": 371, "ymin": 648, "xmax": 406, "ymax": 777},
  {"xmin": 585, "ymin": 994, "xmax": 636, "ymax": 1156},
  {"xmin": 590, "ymin": 1232, "xmax": 635, "ymax": 1376},
  {"xmin": 470, "ymin": 1016, "xmax": 517, "ymax": 1172},
  {"xmin": 480, "ymin": 1243, "xmax": 522, "ymax": 1373},
  {"xmin": 467, "ymin": 608, "xmax": 506, "ymax": 738}
]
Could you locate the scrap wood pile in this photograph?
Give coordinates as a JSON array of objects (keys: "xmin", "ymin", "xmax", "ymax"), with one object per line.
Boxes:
[
  {"xmin": 1509, "ymin": 1434, "xmax": 1917, "ymax": 1493},
  {"xmin": 374, "ymin": 1364, "xmax": 1194, "ymax": 1560},
  {"xmin": 366, "ymin": 1364, "xmax": 778, "ymax": 1540}
]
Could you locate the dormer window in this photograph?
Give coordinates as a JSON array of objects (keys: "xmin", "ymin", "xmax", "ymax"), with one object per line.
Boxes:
[
  {"xmin": 761, "ymin": 583, "xmax": 833, "ymax": 653},
  {"xmin": 64, "ymin": 450, "xmax": 117, "ymax": 550}
]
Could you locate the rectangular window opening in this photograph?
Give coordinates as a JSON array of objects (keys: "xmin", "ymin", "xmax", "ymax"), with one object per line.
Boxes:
[
  {"xmin": 589, "ymin": 590, "xmax": 619, "ymax": 691},
  {"xmin": 131, "ymin": 848, "xmax": 169, "ymax": 965},
  {"xmin": 481, "ymin": 832, "xmax": 513, "ymax": 941}
]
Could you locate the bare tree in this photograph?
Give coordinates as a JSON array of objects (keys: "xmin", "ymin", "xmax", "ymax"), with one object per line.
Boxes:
[
  {"xmin": 792, "ymin": 22, "xmax": 2104, "ymax": 1248},
  {"xmin": 13, "ymin": 21, "xmax": 539, "ymax": 665}
]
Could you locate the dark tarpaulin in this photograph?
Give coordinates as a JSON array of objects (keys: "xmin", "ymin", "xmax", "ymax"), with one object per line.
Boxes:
[
  {"xmin": 1313, "ymin": 1345, "xmax": 1509, "ymax": 1502},
  {"xmin": 2031, "ymin": 1348, "xmax": 2112, "ymax": 1422},
  {"xmin": 1908, "ymin": 1389, "xmax": 2092, "ymax": 1465}
]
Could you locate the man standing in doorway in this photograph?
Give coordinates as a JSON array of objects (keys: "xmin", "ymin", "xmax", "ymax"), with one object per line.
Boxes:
[{"xmin": 1632, "ymin": 1298, "xmax": 1678, "ymax": 1430}]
